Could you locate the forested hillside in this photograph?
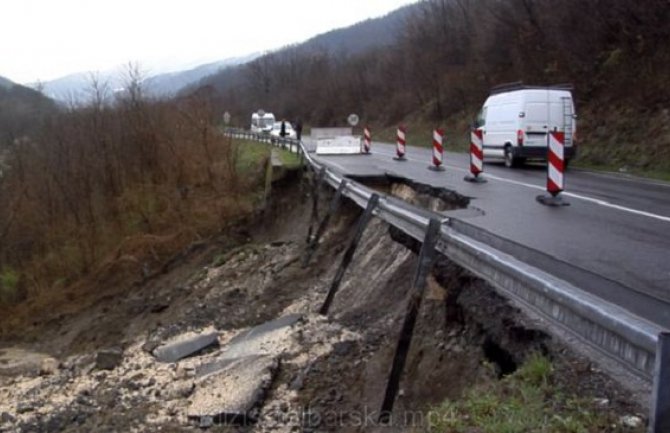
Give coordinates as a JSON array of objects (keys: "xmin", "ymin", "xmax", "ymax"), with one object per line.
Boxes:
[{"xmin": 197, "ymin": 0, "xmax": 670, "ymax": 173}]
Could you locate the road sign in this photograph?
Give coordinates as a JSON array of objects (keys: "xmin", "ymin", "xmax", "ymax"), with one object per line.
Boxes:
[
  {"xmin": 223, "ymin": 111, "xmax": 231, "ymax": 125},
  {"xmin": 347, "ymin": 114, "xmax": 359, "ymax": 127}
]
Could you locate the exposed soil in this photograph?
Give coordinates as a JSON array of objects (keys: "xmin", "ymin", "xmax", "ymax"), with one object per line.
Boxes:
[{"xmin": 0, "ymin": 172, "xmax": 645, "ymax": 432}]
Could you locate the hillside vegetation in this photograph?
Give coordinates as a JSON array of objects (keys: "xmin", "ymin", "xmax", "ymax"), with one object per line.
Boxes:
[
  {"xmin": 0, "ymin": 75, "xmax": 273, "ymax": 317},
  {"xmin": 198, "ymin": 0, "xmax": 670, "ymax": 175}
]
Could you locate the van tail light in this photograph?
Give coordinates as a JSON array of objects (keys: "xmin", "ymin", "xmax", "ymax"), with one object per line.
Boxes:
[{"xmin": 517, "ymin": 129, "xmax": 524, "ymax": 146}]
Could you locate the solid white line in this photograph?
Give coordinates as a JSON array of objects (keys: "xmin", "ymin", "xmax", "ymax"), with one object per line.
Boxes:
[
  {"xmin": 561, "ymin": 192, "xmax": 670, "ymax": 223},
  {"xmin": 362, "ymin": 149, "xmax": 670, "ymax": 223}
]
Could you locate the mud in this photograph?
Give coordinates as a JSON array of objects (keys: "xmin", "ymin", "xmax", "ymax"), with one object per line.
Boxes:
[{"xmin": 0, "ymin": 172, "xmax": 645, "ymax": 432}]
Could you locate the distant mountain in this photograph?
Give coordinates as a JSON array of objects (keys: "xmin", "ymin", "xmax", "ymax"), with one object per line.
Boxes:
[
  {"xmin": 144, "ymin": 54, "xmax": 260, "ymax": 98},
  {"xmin": 0, "ymin": 78, "xmax": 56, "ymax": 146},
  {"xmin": 0, "ymin": 75, "xmax": 14, "ymax": 89},
  {"xmin": 191, "ymin": 4, "xmax": 417, "ymax": 121},
  {"xmin": 32, "ymin": 70, "xmax": 123, "ymax": 104},
  {"xmin": 32, "ymin": 54, "xmax": 259, "ymax": 104}
]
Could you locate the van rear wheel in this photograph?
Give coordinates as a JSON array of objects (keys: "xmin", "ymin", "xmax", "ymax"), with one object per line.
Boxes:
[{"xmin": 504, "ymin": 146, "xmax": 519, "ymax": 168}]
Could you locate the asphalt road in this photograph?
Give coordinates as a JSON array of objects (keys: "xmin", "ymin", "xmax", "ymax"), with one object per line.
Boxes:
[{"xmin": 312, "ymin": 140, "xmax": 670, "ymax": 328}]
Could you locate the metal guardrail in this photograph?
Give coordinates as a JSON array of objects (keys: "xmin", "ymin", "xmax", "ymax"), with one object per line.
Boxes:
[{"xmin": 226, "ymin": 128, "xmax": 668, "ymax": 431}]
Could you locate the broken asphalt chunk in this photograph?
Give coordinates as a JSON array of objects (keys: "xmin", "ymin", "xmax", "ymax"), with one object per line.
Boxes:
[
  {"xmin": 187, "ymin": 355, "xmax": 278, "ymax": 426},
  {"xmin": 152, "ymin": 331, "xmax": 220, "ymax": 363}
]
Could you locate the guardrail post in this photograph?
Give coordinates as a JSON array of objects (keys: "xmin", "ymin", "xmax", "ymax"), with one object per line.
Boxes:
[
  {"xmin": 319, "ymin": 194, "xmax": 380, "ymax": 315},
  {"xmin": 305, "ymin": 167, "xmax": 327, "ymax": 244},
  {"xmin": 379, "ymin": 218, "xmax": 441, "ymax": 424},
  {"xmin": 650, "ymin": 332, "xmax": 670, "ymax": 433},
  {"xmin": 303, "ymin": 180, "xmax": 348, "ymax": 267}
]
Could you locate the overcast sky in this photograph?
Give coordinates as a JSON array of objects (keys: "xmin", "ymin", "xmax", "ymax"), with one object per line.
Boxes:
[{"xmin": 1, "ymin": 0, "xmax": 415, "ymax": 84}]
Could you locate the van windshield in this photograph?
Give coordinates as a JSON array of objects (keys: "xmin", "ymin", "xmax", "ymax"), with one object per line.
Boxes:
[
  {"xmin": 475, "ymin": 107, "xmax": 486, "ymax": 127},
  {"xmin": 260, "ymin": 117, "xmax": 275, "ymax": 128}
]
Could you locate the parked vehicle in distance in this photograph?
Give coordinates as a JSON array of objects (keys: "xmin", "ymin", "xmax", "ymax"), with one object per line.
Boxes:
[
  {"xmin": 475, "ymin": 83, "xmax": 577, "ymax": 168},
  {"xmin": 251, "ymin": 111, "xmax": 276, "ymax": 134},
  {"xmin": 269, "ymin": 121, "xmax": 296, "ymax": 139}
]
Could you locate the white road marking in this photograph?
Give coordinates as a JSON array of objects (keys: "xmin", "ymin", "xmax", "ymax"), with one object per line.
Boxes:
[
  {"xmin": 560, "ymin": 193, "xmax": 670, "ymax": 223},
  {"xmin": 575, "ymin": 170, "xmax": 670, "ymax": 188},
  {"xmin": 345, "ymin": 149, "xmax": 670, "ymax": 224}
]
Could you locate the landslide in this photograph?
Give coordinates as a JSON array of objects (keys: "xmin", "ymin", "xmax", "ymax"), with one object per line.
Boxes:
[{"xmin": 0, "ymin": 173, "xmax": 645, "ymax": 432}]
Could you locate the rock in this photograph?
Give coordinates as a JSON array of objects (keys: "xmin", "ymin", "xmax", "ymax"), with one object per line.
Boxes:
[
  {"xmin": 199, "ymin": 415, "xmax": 214, "ymax": 428},
  {"xmin": 123, "ymin": 380, "xmax": 142, "ymax": 392},
  {"xmin": 152, "ymin": 331, "xmax": 219, "ymax": 363},
  {"xmin": 1, "ymin": 412, "xmax": 15, "ymax": 424},
  {"xmin": 150, "ymin": 303, "xmax": 170, "ymax": 314},
  {"xmin": 166, "ymin": 381, "xmax": 195, "ymax": 400},
  {"xmin": 141, "ymin": 340, "xmax": 161, "ymax": 354},
  {"xmin": 620, "ymin": 415, "xmax": 643, "ymax": 429},
  {"xmin": 95, "ymin": 347, "xmax": 124, "ymax": 370},
  {"xmin": 176, "ymin": 365, "xmax": 197, "ymax": 380},
  {"xmin": 0, "ymin": 348, "xmax": 57, "ymax": 377},
  {"xmin": 593, "ymin": 397, "xmax": 609, "ymax": 408},
  {"xmin": 65, "ymin": 354, "xmax": 96, "ymax": 375},
  {"xmin": 332, "ymin": 341, "xmax": 355, "ymax": 357},
  {"xmin": 40, "ymin": 357, "xmax": 59, "ymax": 376},
  {"xmin": 16, "ymin": 403, "xmax": 35, "ymax": 414},
  {"xmin": 76, "ymin": 395, "xmax": 95, "ymax": 407},
  {"xmin": 289, "ymin": 363, "xmax": 313, "ymax": 391}
]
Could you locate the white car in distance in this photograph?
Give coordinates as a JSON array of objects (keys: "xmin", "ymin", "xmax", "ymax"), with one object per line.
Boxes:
[{"xmin": 269, "ymin": 121, "xmax": 296, "ymax": 140}]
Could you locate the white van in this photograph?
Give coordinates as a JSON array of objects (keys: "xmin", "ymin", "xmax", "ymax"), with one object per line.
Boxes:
[
  {"xmin": 250, "ymin": 111, "xmax": 276, "ymax": 134},
  {"xmin": 475, "ymin": 84, "xmax": 577, "ymax": 168}
]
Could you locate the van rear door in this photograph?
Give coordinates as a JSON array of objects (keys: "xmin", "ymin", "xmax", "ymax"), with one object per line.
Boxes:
[
  {"xmin": 523, "ymin": 101, "xmax": 549, "ymax": 147},
  {"xmin": 522, "ymin": 90, "xmax": 574, "ymax": 148}
]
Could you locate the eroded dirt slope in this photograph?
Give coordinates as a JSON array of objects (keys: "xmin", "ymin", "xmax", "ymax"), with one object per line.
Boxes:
[{"xmin": 0, "ymin": 175, "xmax": 645, "ymax": 432}]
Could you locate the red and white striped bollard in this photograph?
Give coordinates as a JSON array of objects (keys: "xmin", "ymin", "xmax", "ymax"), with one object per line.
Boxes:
[
  {"xmin": 537, "ymin": 131, "xmax": 569, "ymax": 206},
  {"xmin": 464, "ymin": 129, "xmax": 487, "ymax": 183},
  {"xmin": 394, "ymin": 125, "xmax": 407, "ymax": 161},
  {"xmin": 362, "ymin": 126, "xmax": 371, "ymax": 154},
  {"xmin": 428, "ymin": 128, "xmax": 445, "ymax": 171}
]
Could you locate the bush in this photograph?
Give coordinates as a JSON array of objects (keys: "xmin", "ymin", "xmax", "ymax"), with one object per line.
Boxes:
[{"xmin": 0, "ymin": 267, "xmax": 20, "ymax": 304}]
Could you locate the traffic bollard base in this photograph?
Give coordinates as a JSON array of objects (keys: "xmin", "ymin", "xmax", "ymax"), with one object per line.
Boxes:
[
  {"xmin": 393, "ymin": 156, "xmax": 407, "ymax": 161},
  {"xmin": 536, "ymin": 194, "xmax": 569, "ymax": 206},
  {"xmin": 464, "ymin": 174, "xmax": 487, "ymax": 183},
  {"xmin": 428, "ymin": 165, "xmax": 445, "ymax": 171}
]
